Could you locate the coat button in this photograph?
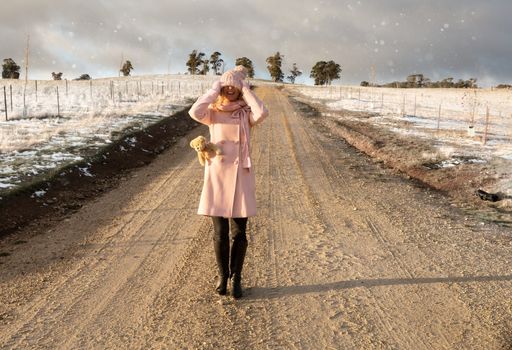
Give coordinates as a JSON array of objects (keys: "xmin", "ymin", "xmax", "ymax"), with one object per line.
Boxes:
[{"xmin": 220, "ymin": 140, "xmax": 225, "ymax": 144}]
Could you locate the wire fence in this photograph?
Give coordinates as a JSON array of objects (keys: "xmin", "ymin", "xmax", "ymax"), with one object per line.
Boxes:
[
  {"xmin": 3, "ymin": 78, "xmax": 510, "ymax": 146},
  {"xmin": 0, "ymin": 74, "xmax": 218, "ymax": 121},
  {"xmin": 288, "ymin": 85, "xmax": 512, "ymax": 146}
]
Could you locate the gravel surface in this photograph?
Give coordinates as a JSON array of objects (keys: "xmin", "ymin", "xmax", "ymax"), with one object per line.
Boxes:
[{"xmin": 0, "ymin": 86, "xmax": 511, "ymax": 349}]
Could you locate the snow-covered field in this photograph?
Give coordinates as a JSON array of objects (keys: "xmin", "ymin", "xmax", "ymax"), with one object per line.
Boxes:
[
  {"xmin": 288, "ymin": 85, "xmax": 512, "ymax": 161},
  {"xmin": 0, "ymin": 74, "xmax": 217, "ymax": 192},
  {"xmin": 3, "ymin": 77, "xmax": 510, "ymax": 197},
  {"xmin": 288, "ymin": 84, "xmax": 512, "ymax": 201}
]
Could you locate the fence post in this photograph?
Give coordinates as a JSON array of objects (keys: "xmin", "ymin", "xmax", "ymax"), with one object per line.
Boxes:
[
  {"xmin": 9, "ymin": 85, "xmax": 13, "ymax": 112},
  {"xmin": 89, "ymin": 80, "xmax": 93, "ymax": 100},
  {"xmin": 23, "ymin": 85, "xmax": 26, "ymax": 116},
  {"xmin": 161, "ymin": 81, "xmax": 164, "ymax": 95},
  {"xmin": 178, "ymin": 81, "xmax": 181, "ymax": 97},
  {"xmin": 402, "ymin": 94, "xmax": 406, "ymax": 117},
  {"xmin": 35, "ymin": 80, "xmax": 38, "ymax": 102},
  {"xmin": 413, "ymin": 94, "xmax": 417, "ymax": 116},
  {"xmin": 3, "ymin": 86, "xmax": 8, "ymax": 121},
  {"xmin": 65, "ymin": 79, "xmax": 68, "ymax": 97},
  {"xmin": 436, "ymin": 103, "xmax": 442, "ymax": 133},
  {"xmin": 56, "ymin": 86, "xmax": 60, "ymax": 117},
  {"xmin": 471, "ymin": 89, "xmax": 477, "ymax": 125},
  {"xmin": 483, "ymin": 105, "xmax": 490, "ymax": 145}
]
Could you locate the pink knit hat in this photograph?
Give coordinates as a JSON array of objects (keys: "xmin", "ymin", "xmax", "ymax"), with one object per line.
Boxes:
[{"xmin": 220, "ymin": 65, "xmax": 248, "ymax": 90}]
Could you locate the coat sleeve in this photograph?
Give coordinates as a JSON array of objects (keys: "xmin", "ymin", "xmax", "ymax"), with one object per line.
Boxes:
[
  {"xmin": 242, "ymin": 86, "xmax": 269, "ymax": 126},
  {"xmin": 188, "ymin": 88, "xmax": 220, "ymax": 125}
]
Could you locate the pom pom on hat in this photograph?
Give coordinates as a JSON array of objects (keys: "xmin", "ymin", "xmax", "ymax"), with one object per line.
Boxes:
[{"xmin": 220, "ymin": 65, "xmax": 248, "ymax": 90}]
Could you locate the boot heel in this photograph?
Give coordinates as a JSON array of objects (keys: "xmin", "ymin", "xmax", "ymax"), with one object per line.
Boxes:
[
  {"xmin": 216, "ymin": 276, "xmax": 228, "ymax": 295},
  {"xmin": 231, "ymin": 274, "xmax": 243, "ymax": 299}
]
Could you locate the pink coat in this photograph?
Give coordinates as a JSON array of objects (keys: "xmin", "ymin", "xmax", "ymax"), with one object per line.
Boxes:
[{"xmin": 188, "ymin": 85, "xmax": 269, "ymax": 218}]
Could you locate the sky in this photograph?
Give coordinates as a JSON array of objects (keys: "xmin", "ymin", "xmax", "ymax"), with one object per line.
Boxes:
[{"xmin": 0, "ymin": 0, "xmax": 510, "ymax": 87}]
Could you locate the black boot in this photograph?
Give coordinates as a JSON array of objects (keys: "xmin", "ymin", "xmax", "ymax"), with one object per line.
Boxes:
[
  {"xmin": 230, "ymin": 238, "xmax": 248, "ymax": 299},
  {"xmin": 214, "ymin": 238, "xmax": 230, "ymax": 295},
  {"xmin": 212, "ymin": 216, "xmax": 230, "ymax": 295}
]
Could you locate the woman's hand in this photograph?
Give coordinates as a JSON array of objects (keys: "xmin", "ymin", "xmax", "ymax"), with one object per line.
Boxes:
[
  {"xmin": 241, "ymin": 80, "xmax": 251, "ymax": 91},
  {"xmin": 212, "ymin": 80, "xmax": 222, "ymax": 93}
]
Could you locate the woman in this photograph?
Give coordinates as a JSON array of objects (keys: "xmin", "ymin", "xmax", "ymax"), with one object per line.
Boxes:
[{"xmin": 188, "ymin": 66, "xmax": 269, "ymax": 298}]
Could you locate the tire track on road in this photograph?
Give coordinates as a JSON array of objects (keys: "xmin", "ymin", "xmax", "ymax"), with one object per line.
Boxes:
[
  {"xmin": 1, "ymin": 130, "xmax": 209, "ymax": 348},
  {"xmin": 279, "ymin": 90, "xmax": 460, "ymax": 349},
  {"xmin": 283, "ymin": 90, "xmax": 511, "ymax": 349},
  {"xmin": 2, "ymin": 87, "xmax": 511, "ymax": 349}
]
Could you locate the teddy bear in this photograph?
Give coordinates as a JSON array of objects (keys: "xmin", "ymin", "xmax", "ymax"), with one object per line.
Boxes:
[{"xmin": 189, "ymin": 135, "xmax": 222, "ymax": 166}]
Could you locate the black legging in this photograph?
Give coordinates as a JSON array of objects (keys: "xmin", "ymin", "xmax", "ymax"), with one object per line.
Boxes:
[
  {"xmin": 211, "ymin": 217, "xmax": 249, "ymax": 297},
  {"xmin": 211, "ymin": 216, "xmax": 248, "ymax": 244}
]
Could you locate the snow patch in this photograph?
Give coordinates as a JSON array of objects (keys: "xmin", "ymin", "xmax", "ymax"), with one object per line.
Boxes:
[
  {"xmin": 32, "ymin": 189, "xmax": 47, "ymax": 198},
  {"xmin": 78, "ymin": 167, "xmax": 94, "ymax": 177},
  {"xmin": 1, "ymin": 74, "xmax": 212, "ymax": 193}
]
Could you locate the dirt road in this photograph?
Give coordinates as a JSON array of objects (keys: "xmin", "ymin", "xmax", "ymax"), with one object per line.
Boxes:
[{"xmin": 1, "ymin": 87, "xmax": 511, "ymax": 349}]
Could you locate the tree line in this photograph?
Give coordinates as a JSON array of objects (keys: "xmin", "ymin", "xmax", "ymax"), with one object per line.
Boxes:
[
  {"xmin": 361, "ymin": 74, "xmax": 478, "ymax": 89},
  {"xmin": 185, "ymin": 50, "xmax": 343, "ymax": 86},
  {"xmin": 2, "ymin": 52, "xmax": 341, "ymax": 86},
  {"xmin": 4, "ymin": 55, "xmax": 497, "ymax": 89},
  {"xmin": 1, "ymin": 58, "xmax": 134, "ymax": 81},
  {"xmin": 12, "ymin": 53, "xmax": 494, "ymax": 90},
  {"xmin": 186, "ymin": 50, "xmax": 259, "ymax": 79}
]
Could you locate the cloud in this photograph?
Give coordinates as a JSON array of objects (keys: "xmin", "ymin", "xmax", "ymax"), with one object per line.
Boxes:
[{"xmin": 0, "ymin": 0, "xmax": 510, "ymax": 86}]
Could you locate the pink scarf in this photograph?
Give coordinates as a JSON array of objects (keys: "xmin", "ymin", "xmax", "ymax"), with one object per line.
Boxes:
[{"xmin": 216, "ymin": 100, "xmax": 252, "ymax": 168}]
